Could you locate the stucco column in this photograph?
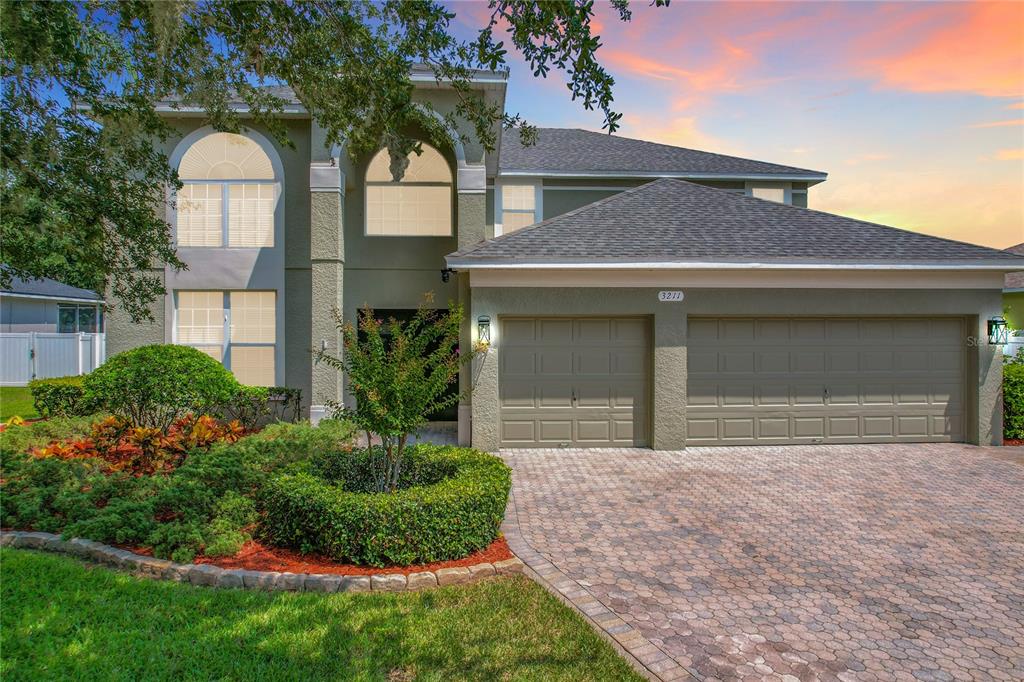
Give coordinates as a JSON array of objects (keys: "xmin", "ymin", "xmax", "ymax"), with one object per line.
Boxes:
[
  {"xmin": 309, "ymin": 161, "xmax": 345, "ymax": 423},
  {"xmin": 652, "ymin": 312, "xmax": 688, "ymax": 450},
  {"xmin": 457, "ymin": 164, "xmax": 486, "ymax": 445},
  {"xmin": 973, "ymin": 307, "xmax": 1004, "ymax": 446}
]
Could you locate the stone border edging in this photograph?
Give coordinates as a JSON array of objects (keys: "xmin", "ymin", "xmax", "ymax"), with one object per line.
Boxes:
[{"xmin": 0, "ymin": 531, "xmax": 524, "ymax": 592}]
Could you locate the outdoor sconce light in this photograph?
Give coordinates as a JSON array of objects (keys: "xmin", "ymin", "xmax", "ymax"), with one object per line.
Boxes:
[
  {"xmin": 477, "ymin": 315, "xmax": 491, "ymax": 344},
  {"xmin": 440, "ymin": 268, "xmax": 455, "ymax": 283},
  {"xmin": 988, "ymin": 316, "xmax": 1009, "ymax": 345}
]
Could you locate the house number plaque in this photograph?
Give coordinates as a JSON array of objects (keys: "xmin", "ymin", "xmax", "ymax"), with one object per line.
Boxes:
[{"xmin": 658, "ymin": 291, "xmax": 684, "ymax": 302}]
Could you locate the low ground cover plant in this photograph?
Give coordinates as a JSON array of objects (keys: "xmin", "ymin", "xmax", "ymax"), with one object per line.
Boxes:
[{"xmin": 1, "ymin": 420, "xmax": 355, "ymax": 562}]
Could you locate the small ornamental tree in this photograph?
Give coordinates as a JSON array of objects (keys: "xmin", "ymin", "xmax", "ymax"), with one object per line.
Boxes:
[{"xmin": 318, "ymin": 296, "xmax": 479, "ymax": 493}]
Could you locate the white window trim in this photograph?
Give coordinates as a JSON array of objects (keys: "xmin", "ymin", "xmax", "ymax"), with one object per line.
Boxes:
[
  {"xmin": 172, "ymin": 290, "xmax": 277, "ymax": 385},
  {"xmin": 495, "ymin": 178, "xmax": 543, "ymax": 237}
]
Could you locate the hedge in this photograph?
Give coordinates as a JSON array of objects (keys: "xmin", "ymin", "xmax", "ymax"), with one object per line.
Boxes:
[
  {"xmin": 1005, "ymin": 361, "xmax": 1024, "ymax": 440},
  {"xmin": 28, "ymin": 376, "xmax": 95, "ymax": 417},
  {"xmin": 261, "ymin": 445, "xmax": 511, "ymax": 566}
]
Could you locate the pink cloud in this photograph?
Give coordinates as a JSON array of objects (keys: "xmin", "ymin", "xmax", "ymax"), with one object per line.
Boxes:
[
  {"xmin": 863, "ymin": 2, "xmax": 1024, "ymax": 98},
  {"xmin": 969, "ymin": 120, "xmax": 1023, "ymax": 129}
]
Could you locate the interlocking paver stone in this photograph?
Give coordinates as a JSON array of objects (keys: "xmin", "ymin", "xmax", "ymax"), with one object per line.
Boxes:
[{"xmin": 501, "ymin": 444, "xmax": 1024, "ymax": 682}]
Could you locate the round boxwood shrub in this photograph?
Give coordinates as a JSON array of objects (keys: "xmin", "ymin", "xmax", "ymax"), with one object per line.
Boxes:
[
  {"xmin": 260, "ymin": 445, "xmax": 511, "ymax": 566},
  {"xmin": 84, "ymin": 344, "xmax": 239, "ymax": 429}
]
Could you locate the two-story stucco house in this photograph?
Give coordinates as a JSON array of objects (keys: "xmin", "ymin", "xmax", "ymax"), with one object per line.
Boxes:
[{"xmin": 107, "ymin": 69, "xmax": 1024, "ymax": 450}]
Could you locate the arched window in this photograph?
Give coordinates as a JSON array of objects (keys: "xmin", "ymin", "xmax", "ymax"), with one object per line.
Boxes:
[
  {"xmin": 365, "ymin": 143, "xmax": 452, "ymax": 236},
  {"xmin": 176, "ymin": 132, "xmax": 278, "ymax": 247}
]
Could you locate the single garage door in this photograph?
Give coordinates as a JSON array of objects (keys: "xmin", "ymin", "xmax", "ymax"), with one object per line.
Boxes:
[
  {"xmin": 687, "ymin": 317, "xmax": 965, "ymax": 445},
  {"xmin": 499, "ymin": 317, "xmax": 650, "ymax": 447}
]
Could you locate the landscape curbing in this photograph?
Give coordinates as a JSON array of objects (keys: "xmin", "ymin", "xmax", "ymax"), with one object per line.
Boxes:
[{"xmin": 0, "ymin": 530, "xmax": 524, "ymax": 593}]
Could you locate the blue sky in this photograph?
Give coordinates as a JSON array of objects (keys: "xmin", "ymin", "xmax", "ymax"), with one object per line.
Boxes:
[{"xmin": 451, "ymin": 0, "xmax": 1024, "ymax": 249}]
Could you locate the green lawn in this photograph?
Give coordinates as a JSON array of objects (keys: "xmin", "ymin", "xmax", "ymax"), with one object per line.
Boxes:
[
  {"xmin": 0, "ymin": 549, "xmax": 642, "ymax": 682},
  {"xmin": 0, "ymin": 387, "xmax": 36, "ymax": 421}
]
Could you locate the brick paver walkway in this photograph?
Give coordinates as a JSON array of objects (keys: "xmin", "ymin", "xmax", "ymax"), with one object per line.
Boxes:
[{"xmin": 501, "ymin": 444, "xmax": 1024, "ymax": 682}]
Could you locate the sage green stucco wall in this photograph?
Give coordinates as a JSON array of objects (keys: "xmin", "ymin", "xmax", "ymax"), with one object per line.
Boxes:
[
  {"xmin": 468, "ymin": 286, "xmax": 1004, "ymax": 450},
  {"xmin": 540, "ymin": 179, "xmax": 748, "ymax": 221},
  {"xmin": 105, "ymin": 269, "xmax": 165, "ymax": 356}
]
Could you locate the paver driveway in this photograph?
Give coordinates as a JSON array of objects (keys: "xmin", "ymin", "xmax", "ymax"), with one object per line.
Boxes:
[{"xmin": 501, "ymin": 444, "xmax": 1024, "ymax": 682}]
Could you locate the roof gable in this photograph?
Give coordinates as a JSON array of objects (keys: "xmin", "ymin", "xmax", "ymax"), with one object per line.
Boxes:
[
  {"xmin": 450, "ymin": 178, "xmax": 1023, "ymax": 268},
  {"xmin": 499, "ymin": 128, "xmax": 826, "ymax": 180}
]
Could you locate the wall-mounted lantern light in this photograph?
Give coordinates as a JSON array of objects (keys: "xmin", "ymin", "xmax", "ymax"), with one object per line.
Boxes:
[
  {"xmin": 440, "ymin": 268, "xmax": 455, "ymax": 283},
  {"xmin": 988, "ymin": 316, "xmax": 1009, "ymax": 345},
  {"xmin": 477, "ymin": 315, "xmax": 491, "ymax": 344}
]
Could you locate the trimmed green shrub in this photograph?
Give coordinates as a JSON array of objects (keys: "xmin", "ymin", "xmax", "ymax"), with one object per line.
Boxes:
[
  {"xmin": 28, "ymin": 376, "xmax": 95, "ymax": 417},
  {"xmin": 1005, "ymin": 361, "xmax": 1024, "ymax": 440},
  {"xmin": 261, "ymin": 445, "xmax": 511, "ymax": 566},
  {"xmin": 84, "ymin": 345, "xmax": 239, "ymax": 429}
]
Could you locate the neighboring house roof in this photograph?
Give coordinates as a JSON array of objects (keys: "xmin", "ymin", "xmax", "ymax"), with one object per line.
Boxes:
[
  {"xmin": 448, "ymin": 178, "xmax": 1024, "ymax": 269},
  {"xmin": 499, "ymin": 128, "xmax": 828, "ymax": 182},
  {"xmin": 0, "ymin": 273, "xmax": 102, "ymax": 303},
  {"xmin": 1006, "ymin": 242, "xmax": 1024, "ymax": 291}
]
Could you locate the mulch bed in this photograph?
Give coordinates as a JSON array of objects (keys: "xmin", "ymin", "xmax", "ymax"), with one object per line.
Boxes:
[
  {"xmin": 1004, "ymin": 439, "xmax": 1024, "ymax": 447},
  {"xmin": 191, "ymin": 536, "xmax": 513, "ymax": 576}
]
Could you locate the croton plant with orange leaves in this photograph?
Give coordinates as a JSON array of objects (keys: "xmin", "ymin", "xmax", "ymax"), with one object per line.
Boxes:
[{"xmin": 31, "ymin": 415, "xmax": 246, "ymax": 476}]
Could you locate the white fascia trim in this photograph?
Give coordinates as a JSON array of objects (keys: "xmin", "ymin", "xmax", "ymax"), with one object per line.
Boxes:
[
  {"xmin": 0, "ymin": 292, "xmax": 103, "ymax": 304},
  {"xmin": 154, "ymin": 103, "xmax": 308, "ymax": 116},
  {"xmin": 500, "ymin": 169, "xmax": 828, "ymax": 184},
  {"xmin": 409, "ymin": 73, "xmax": 509, "ymax": 85},
  {"xmin": 447, "ymin": 261, "xmax": 1024, "ymax": 272}
]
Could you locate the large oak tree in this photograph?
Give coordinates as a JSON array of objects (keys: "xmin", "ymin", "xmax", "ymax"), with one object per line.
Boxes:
[{"xmin": 1, "ymin": 0, "xmax": 665, "ymax": 320}]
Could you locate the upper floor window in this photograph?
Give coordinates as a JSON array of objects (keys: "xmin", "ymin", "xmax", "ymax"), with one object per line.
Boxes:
[
  {"xmin": 365, "ymin": 144, "xmax": 452, "ymax": 236},
  {"xmin": 176, "ymin": 132, "xmax": 278, "ymax": 247},
  {"xmin": 749, "ymin": 185, "xmax": 786, "ymax": 204},
  {"xmin": 499, "ymin": 183, "xmax": 538, "ymax": 234}
]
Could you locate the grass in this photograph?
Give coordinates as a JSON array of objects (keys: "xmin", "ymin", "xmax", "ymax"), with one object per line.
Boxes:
[
  {"xmin": 0, "ymin": 549, "xmax": 643, "ymax": 682},
  {"xmin": 0, "ymin": 387, "xmax": 37, "ymax": 421}
]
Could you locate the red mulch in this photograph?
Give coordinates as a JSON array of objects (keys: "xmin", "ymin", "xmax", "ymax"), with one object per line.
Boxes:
[
  {"xmin": 1005, "ymin": 439, "xmax": 1024, "ymax": 447},
  {"xmin": 192, "ymin": 536, "xmax": 512, "ymax": 575}
]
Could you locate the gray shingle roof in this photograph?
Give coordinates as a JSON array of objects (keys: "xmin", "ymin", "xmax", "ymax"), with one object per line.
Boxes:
[
  {"xmin": 0, "ymin": 273, "xmax": 102, "ymax": 301},
  {"xmin": 499, "ymin": 128, "xmax": 827, "ymax": 179},
  {"xmin": 449, "ymin": 178, "xmax": 1024, "ymax": 268},
  {"xmin": 1006, "ymin": 243, "xmax": 1024, "ymax": 290}
]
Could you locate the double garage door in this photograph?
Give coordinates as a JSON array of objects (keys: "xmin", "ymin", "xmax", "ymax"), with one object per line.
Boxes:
[{"xmin": 687, "ymin": 317, "xmax": 965, "ymax": 445}]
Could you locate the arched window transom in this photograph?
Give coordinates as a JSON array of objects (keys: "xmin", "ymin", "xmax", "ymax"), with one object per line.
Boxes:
[
  {"xmin": 365, "ymin": 143, "xmax": 453, "ymax": 236},
  {"xmin": 176, "ymin": 132, "xmax": 278, "ymax": 247}
]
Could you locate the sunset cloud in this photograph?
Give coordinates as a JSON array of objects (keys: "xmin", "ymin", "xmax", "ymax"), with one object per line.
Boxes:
[
  {"xmin": 969, "ymin": 120, "xmax": 1024, "ymax": 129},
  {"xmin": 996, "ymin": 149, "xmax": 1024, "ymax": 161},
  {"xmin": 866, "ymin": 2, "xmax": 1024, "ymax": 98}
]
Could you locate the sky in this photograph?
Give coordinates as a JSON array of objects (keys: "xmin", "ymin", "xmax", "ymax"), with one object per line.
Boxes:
[{"xmin": 451, "ymin": 0, "xmax": 1024, "ymax": 250}]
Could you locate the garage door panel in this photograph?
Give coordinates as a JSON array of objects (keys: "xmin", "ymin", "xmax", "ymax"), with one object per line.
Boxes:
[
  {"xmin": 758, "ymin": 418, "xmax": 790, "ymax": 439},
  {"xmin": 500, "ymin": 381, "xmax": 536, "ymax": 408},
  {"xmin": 500, "ymin": 317, "xmax": 649, "ymax": 447},
  {"xmin": 828, "ymin": 351, "xmax": 860, "ymax": 372},
  {"xmin": 501, "ymin": 349, "xmax": 536, "ymax": 376},
  {"xmin": 688, "ymin": 318, "xmax": 719, "ymax": 341},
  {"xmin": 539, "ymin": 349, "xmax": 573, "ymax": 375},
  {"xmin": 687, "ymin": 317, "xmax": 964, "ymax": 445},
  {"xmin": 793, "ymin": 351, "xmax": 826, "ymax": 373},
  {"xmin": 722, "ymin": 351, "xmax": 754, "ymax": 372}
]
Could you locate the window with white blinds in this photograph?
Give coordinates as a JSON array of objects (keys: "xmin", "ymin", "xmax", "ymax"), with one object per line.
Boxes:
[
  {"xmin": 365, "ymin": 143, "xmax": 452, "ymax": 236},
  {"xmin": 750, "ymin": 186, "xmax": 786, "ymax": 203},
  {"xmin": 176, "ymin": 290, "xmax": 276, "ymax": 386},
  {"xmin": 176, "ymin": 132, "xmax": 278, "ymax": 248},
  {"xmin": 500, "ymin": 183, "xmax": 537, "ymax": 234}
]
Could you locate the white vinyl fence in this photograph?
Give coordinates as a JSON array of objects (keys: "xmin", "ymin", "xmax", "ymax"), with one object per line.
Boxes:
[{"xmin": 0, "ymin": 333, "xmax": 106, "ymax": 386}]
